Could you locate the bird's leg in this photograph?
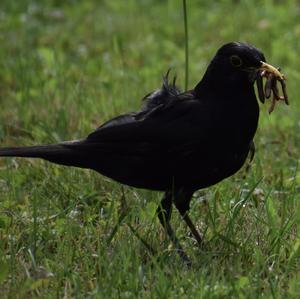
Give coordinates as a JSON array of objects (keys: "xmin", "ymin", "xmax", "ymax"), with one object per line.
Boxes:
[
  {"xmin": 181, "ymin": 213, "xmax": 203, "ymax": 246},
  {"xmin": 174, "ymin": 190, "xmax": 203, "ymax": 247},
  {"xmin": 157, "ymin": 192, "xmax": 191, "ymax": 263}
]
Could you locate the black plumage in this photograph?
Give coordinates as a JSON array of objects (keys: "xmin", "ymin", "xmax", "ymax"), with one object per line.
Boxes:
[{"xmin": 0, "ymin": 42, "xmax": 287, "ymax": 262}]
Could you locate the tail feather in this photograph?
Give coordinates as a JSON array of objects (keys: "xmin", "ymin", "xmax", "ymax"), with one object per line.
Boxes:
[
  {"xmin": 0, "ymin": 141, "xmax": 89, "ymax": 168},
  {"xmin": 0, "ymin": 145, "xmax": 66, "ymax": 158}
]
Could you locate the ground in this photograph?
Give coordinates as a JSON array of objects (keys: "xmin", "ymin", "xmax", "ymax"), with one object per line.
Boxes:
[{"xmin": 0, "ymin": 0, "xmax": 300, "ymax": 298}]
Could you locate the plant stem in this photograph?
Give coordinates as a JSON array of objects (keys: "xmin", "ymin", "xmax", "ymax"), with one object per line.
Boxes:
[{"xmin": 183, "ymin": 0, "xmax": 189, "ymax": 91}]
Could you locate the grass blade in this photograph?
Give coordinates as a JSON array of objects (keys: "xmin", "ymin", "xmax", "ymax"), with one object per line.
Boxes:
[{"xmin": 182, "ymin": 0, "xmax": 189, "ymax": 91}]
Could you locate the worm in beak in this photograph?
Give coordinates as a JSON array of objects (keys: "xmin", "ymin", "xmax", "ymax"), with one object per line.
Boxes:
[{"xmin": 255, "ymin": 61, "xmax": 289, "ymax": 113}]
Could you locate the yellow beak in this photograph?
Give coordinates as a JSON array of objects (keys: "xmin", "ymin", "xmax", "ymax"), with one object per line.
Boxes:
[{"xmin": 259, "ymin": 61, "xmax": 286, "ymax": 80}]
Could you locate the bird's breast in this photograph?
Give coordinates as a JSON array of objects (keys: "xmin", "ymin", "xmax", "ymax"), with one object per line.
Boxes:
[{"xmin": 216, "ymin": 90, "xmax": 259, "ymax": 146}]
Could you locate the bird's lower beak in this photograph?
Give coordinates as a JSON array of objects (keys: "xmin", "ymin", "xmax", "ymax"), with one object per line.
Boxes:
[{"xmin": 259, "ymin": 61, "xmax": 285, "ymax": 80}]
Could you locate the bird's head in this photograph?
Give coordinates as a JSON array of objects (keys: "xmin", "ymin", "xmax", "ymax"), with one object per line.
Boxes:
[
  {"xmin": 215, "ymin": 42, "xmax": 284, "ymax": 82},
  {"xmin": 195, "ymin": 42, "xmax": 288, "ymax": 108}
]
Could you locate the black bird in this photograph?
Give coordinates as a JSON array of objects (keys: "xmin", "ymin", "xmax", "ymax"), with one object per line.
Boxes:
[{"xmin": 0, "ymin": 42, "xmax": 287, "ymax": 262}]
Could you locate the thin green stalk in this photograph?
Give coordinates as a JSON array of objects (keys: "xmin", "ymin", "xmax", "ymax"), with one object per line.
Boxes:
[
  {"xmin": 183, "ymin": 0, "xmax": 189, "ymax": 91},
  {"xmin": 31, "ymin": 193, "xmax": 38, "ymax": 269}
]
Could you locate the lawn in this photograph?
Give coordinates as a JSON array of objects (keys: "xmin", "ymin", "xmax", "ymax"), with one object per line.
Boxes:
[{"xmin": 1, "ymin": 0, "xmax": 300, "ymax": 298}]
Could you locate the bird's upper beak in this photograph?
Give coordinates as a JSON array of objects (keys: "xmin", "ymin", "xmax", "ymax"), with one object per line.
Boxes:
[{"xmin": 259, "ymin": 61, "xmax": 286, "ymax": 80}]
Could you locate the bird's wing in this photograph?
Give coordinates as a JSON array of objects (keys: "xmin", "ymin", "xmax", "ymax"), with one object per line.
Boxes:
[
  {"xmin": 87, "ymin": 72, "xmax": 184, "ymax": 144},
  {"xmin": 68, "ymin": 96, "xmax": 215, "ymax": 189},
  {"xmin": 85, "ymin": 96, "xmax": 213, "ymax": 153}
]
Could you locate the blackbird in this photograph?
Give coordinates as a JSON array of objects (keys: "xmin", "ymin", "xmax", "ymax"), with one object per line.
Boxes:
[{"xmin": 0, "ymin": 42, "xmax": 288, "ymax": 262}]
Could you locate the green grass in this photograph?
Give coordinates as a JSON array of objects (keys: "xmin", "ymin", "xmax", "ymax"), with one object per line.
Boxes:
[{"xmin": 1, "ymin": 0, "xmax": 300, "ymax": 298}]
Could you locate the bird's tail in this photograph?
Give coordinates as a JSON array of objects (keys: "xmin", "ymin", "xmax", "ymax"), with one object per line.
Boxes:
[
  {"xmin": 0, "ymin": 144, "xmax": 65, "ymax": 158},
  {"xmin": 0, "ymin": 141, "xmax": 89, "ymax": 168}
]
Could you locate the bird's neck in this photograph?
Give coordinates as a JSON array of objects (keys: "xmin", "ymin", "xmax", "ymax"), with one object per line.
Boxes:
[{"xmin": 194, "ymin": 63, "xmax": 254, "ymax": 99}]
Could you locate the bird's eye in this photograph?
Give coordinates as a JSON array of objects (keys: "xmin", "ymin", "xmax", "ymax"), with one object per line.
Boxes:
[{"xmin": 230, "ymin": 55, "xmax": 243, "ymax": 67}]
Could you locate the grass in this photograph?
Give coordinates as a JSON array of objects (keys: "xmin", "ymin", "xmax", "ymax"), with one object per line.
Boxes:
[{"xmin": 1, "ymin": 0, "xmax": 300, "ymax": 297}]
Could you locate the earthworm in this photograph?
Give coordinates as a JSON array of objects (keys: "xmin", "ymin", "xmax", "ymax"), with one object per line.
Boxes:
[
  {"xmin": 256, "ymin": 72, "xmax": 265, "ymax": 103},
  {"xmin": 256, "ymin": 67, "xmax": 288, "ymax": 113},
  {"xmin": 279, "ymin": 79, "xmax": 289, "ymax": 105},
  {"xmin": 264, "ymin": 73, "xmax": 274, "ymax": 99},
  {"xmin": 268, "ymin": 92, "xmax": 277, "ymax": 114}
]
